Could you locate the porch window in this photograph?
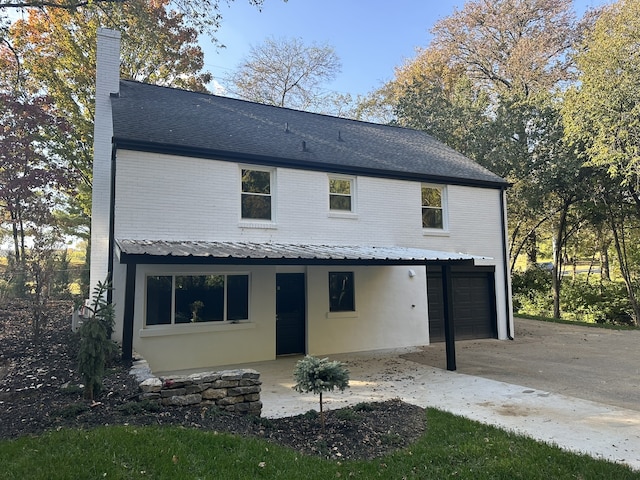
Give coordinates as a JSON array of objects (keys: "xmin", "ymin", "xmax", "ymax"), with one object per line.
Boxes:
[
  {"xmin": 421, "ymin": 184, "xmax": 447, "ymax": 230},
  {"xmin": 329, "ymin": 176, "xmax": 355, "ymax": 212},
  {"xmin": 145, "ymin": 274, "xmax": 249, "ymax": 326},
  {"xmin": 241, "ymin": 168, "xmax": 272, "ymax": 220},
  {"xmin": 329, "ymin": 272, "xmax": 355, "ymax": 312}
]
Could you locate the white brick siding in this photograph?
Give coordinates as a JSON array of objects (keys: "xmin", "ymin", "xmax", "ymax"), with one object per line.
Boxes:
[
  {"xmin": 90, "ymin": 28, "xmax": 120, "ymax": 291},
  {"xmin": 114, "ymin": 150, "xmax": 505, "ymax": 261}
]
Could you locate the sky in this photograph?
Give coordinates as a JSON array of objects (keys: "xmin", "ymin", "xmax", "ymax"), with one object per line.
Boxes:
[{"xmin": 204, "ymin": 0, "xmax": 611, "ymax": 98}]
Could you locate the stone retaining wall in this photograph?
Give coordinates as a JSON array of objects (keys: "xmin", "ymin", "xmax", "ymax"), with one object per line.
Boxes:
[{"xmin": 138, "ymin": 369, "xmax": 262, "ymax": 416}]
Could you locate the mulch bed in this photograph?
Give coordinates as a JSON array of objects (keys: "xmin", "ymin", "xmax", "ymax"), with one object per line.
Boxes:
[{"xmin": 0, "ymin": 299, "xmax": 425, "ymax": 460}]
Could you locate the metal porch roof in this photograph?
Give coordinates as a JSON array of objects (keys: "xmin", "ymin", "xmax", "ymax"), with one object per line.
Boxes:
[{"xmin": 115, "ymin": 239, "xmax": 488, "ymax": 265}]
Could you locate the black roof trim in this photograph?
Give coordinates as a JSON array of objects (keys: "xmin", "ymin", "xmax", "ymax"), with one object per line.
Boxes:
[{"xmin": 113, "ymin": 137, "xmax": 508, "ymax": 189}]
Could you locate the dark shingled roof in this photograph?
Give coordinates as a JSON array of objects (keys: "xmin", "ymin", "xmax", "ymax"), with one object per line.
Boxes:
[{"xmin": 111, "ymin": 80, "xmax": 507, "ymax": 188}]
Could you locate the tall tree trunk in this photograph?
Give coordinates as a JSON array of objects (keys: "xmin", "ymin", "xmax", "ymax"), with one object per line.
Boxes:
[
  {"xmin": 607, "ymin": 204, "xmax": 640, "ymax": 326},
  {"xmin": 552, "ymin": 199, "xmax": 571, "ymax": 319},
  {"xmin": 526, "ymin": 230, "xmax": 538, "ymax": 269},
  {"xmin": 599, "ymin": 237, "xmax": 610, "ymax": 281},
  {"xmin": 11, "ymin": 219, "xmax": 20, "ymax": 264}
]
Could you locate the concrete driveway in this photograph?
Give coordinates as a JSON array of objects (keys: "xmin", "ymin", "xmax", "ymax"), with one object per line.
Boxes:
[
  {"xmin": 404, "ymin": 318, "xmax": 640, "ymax": 412},
  {"xmin": 220, "ymin": 318, "xmax": 640, "ymax": 471}
]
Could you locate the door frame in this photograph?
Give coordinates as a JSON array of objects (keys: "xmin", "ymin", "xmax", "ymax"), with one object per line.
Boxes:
[{"xmin": 276, "ymin": 272, "xmax": 307, "ymax": 356}]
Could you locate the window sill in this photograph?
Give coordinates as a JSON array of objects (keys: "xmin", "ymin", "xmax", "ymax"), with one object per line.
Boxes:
[
  {"xmin": 328, "ymin": 212, "xmax": 358, "ymax": 219},
  {"xmin": 140, "ymin": 321, "xmax": 255, "ymax": 337},
  {"xmin": 239, "ymin": 221, "xmax": 277, "ymax": 229},
  {"xmin": 422, "ymin": 229, "xmax": 450, "ymax": 237},
  {"xmin": 326, "ymin": 311, "xmax": 359, "ymax": 319}
]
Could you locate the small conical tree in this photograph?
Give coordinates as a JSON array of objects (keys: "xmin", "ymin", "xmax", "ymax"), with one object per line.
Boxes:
[
  {"xmin": 292, "ymin": 356, "xmax": 349, "ymax": 431},
  {"xmin": 78, "ymin": 278, "xmax": 116, "ymax": 401}
]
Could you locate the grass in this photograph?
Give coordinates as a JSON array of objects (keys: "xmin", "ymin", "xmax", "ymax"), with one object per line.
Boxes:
[
  {"xmin": 2, "ymin": 409, "xmax": 638, "ymax": 479},
  {"xmin": 517, "ymin": 313, "xmax": 639, "ymax": 330}
]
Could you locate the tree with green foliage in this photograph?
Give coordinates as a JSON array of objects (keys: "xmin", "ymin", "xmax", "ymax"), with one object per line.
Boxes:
[
  {"xmin": 376, "ymin": 0, "xmax": 596, "ymax": 318},
  {"xmin": 0, "ymin": 0, "xmax": 266, "ymax": 40},
  {"xmin": 292, "ymin": 356, "xmax": 349, "ymax": 431},
  {"xmin": 0, "ymin": 92, "xmax": 72, "ymax": 266},
  {"xmin": 78, "ymin": 278, "xmax": 116, "ymax": 401},
  {"xmin": 563, "ymin": 0, "xmax": 640, "ymax": 325},
  {"xmin": 1, "ymin": 0, "xmax": 220, "ymax": 296},
  {"xmin": 563, "ymin": 0, "xmax": 640, "ymax": 209},
  {"xmin": 7, "ymin": 1, "xmax": 213, "ymax": 218}
]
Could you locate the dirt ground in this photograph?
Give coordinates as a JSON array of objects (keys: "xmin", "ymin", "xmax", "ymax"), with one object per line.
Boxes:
[
  {"xmin": 0, "ymin": 300, "xmax": 425, "ymax": 460},
  {"xmin": 402, "ymin": 318, "xmax": 640, "ymax": 412}
]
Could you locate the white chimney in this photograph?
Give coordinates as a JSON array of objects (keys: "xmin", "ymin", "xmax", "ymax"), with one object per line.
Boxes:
[{"xmin": 90, "ymin": 28, "xmax": 121, "ymax": 295}]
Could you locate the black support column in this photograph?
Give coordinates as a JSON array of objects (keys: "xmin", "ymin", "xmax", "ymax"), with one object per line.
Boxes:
[
  {"xmin": 122, "ymin": 263, "xmax": 136, "ymax": 362},
  {"xmin": 442, "ymin": 264, "xmax": 456, "ymax": 371}
]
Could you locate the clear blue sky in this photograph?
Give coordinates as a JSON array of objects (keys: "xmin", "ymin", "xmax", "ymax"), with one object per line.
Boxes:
[{"xmin": 204, "ymin": 0, "xmax": 610, "ymax": 97}]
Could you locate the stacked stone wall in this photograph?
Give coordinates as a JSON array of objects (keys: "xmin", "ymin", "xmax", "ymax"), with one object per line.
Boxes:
[{"xmin": 138, "ymin": 369, "xmax": 261, "ymax": 416}]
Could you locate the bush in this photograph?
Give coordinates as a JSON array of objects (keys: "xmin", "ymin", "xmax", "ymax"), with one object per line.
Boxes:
[
  {"xmin": 511, "ymin": 268, "xmax": 553, "ymax": 316},
  {"xmin": 293, "ymin": 356, "xmax": 350, "ymax": 431},
  {"xmin": 561, "ymin": 279, "xmax": 634, "ymax": 325}
]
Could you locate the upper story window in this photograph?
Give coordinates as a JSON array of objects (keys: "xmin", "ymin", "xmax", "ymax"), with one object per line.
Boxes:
[
  {"xmin": 241, "ymin": 168, "xmax": 273, "ymax": 220},
  {"xmin": 329, "ymin": 175, "xmax": 355, "ymax": 213},
  {"xmin": 422, "ymin": 184, "xmax": 447, "ymax": 230}
]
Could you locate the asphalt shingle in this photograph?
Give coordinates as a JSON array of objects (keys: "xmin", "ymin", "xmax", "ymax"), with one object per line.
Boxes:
[{"xmin": 111, "ymin": 80, "xmax": 507, "ymax": 188}]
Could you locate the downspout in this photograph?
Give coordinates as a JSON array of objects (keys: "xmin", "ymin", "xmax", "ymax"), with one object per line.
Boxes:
[
  {"xmin": 107, "ymin": 141, "xmax": 117, "ymax": 304},
  {"xmin": 500, "ymin": 187, "xmax": 514, "ymax": 340}
]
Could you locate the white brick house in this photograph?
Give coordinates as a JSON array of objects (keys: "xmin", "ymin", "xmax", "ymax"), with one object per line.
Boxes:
[{"xmin": 92, "ymin": 29, "xmax": 512, "ymax": 374}]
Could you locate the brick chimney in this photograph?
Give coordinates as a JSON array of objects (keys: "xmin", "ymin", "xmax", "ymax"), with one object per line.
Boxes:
[{"xmin": 90, "ymin": 28, "xmax": 121, "ymax": 295}]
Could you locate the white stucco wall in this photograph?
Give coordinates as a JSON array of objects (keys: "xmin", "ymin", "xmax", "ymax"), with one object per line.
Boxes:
[
  {"xmin": 306, "ymin": 265, "xmax": 430, "ymax": 356},
  {"xmin": 115, "ymin": 262, "xmax": 431, "ymax": 373}
]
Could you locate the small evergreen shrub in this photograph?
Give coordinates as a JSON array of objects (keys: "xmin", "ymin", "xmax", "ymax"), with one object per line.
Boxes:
[
  {"xmin": 53, "ymin": 403, "xmax": 89, "ymax": 418},
  {"xmin": 334, "ymin": 408, "xmax": 357, "ymax": 421},
  {"xmin": 116, "ymin": 399, "xmax": 161, "ymax": 415},
  {"xmin": 293, "ymin": 356, "xmax": 349, "ymax": 431},
  {"xmin": 78, "ymin": 279, "xmax": 117, "ymax": 401},
  {"xmin": 353, "ymin": 402, "xmax": 375, "ymax": 412}
]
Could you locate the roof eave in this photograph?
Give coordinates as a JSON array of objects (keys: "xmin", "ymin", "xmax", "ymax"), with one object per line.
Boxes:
[{"xmin": 112, "ymin": 137, "xmax": 510, "ymax": 189}]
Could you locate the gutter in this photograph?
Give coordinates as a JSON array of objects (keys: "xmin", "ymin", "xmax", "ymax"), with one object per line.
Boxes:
[
  {"xmin": 106, "ymin": 141, "xmax": 117, "ymax": 304},
  {"xmin": 500, "ymin": 187, "xmax": 514, "ymax": 340}
]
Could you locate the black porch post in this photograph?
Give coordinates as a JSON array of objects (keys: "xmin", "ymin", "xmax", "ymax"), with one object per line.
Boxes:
[
  {"xmin": 122, "ymin": 263, "xmax": 136, "ymax": 362},
  {"xmin": 442, "ymin": 264, "xmax": 456, "ymax": 371}
]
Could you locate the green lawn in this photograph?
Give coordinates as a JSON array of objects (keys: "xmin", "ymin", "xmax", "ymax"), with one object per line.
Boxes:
[{"xmin": 2, "ymin": 408, "xmax": 637, "ymax": 479}]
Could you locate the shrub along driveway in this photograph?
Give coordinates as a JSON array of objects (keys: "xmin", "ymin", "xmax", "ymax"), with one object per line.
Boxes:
[{"xmin": 403, "ymin": 317, "xmax": 640, "ymax": 412}]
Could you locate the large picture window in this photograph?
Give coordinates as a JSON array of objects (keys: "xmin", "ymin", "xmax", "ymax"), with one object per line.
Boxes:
[
  {"xmin": 329, "ymin": 176, "xmax": 355, "ymax": 212},
  {"xmin": 241, "ymin": 168, "xmax": 272, "ymax": 220},
  {"xmin": 145, "ymin": 274, "xmax": 249, "ymax": 326},
  {"xmin": 421, "ymin": 184, "xmax": 446, "ymax": 229},
  {"xmin": 329, "ymin": 272, "xmax": 355, "ymax": 312}
]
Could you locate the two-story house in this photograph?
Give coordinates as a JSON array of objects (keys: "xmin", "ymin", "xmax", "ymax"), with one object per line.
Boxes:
[{"xmin": 91, "ymin": 29, "xmax": 512, "ymax": 374}]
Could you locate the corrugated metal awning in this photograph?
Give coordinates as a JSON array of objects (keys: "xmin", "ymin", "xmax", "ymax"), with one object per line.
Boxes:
[{"xmin": 116, "ymin": 239, "xmax": 488, "ymax": 265}]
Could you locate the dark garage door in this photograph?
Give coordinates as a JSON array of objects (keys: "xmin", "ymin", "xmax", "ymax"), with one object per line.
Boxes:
[{"xmin": 427, "ymin": 266, "xmax": 497, "ymax": 342}]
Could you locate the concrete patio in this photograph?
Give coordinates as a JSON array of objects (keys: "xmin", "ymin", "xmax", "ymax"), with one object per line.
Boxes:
[{"xmin": 216, "ymin": 322, "xmax": 640, "ymax": 472}]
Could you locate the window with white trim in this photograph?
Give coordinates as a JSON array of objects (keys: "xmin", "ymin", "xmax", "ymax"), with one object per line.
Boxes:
[
  {"xmin": 329, "ymin": 176, "xmax": 355, "ymax": 212},
  {"xmin": 145, "ymin": 274, "xmax": 249, "ymax": 326},
  {"xmin": 241, "ymin": 168, "xmax": 273, "ymax": 220},
  {"xmin": 421, "ymin": 184, "xmax": 447, "ymax": 230}
]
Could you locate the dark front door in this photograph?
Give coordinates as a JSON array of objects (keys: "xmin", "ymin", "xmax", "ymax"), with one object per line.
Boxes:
[{"xmin": 276, "ymin": 273, "xmax": 306, "ymax": 355}]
